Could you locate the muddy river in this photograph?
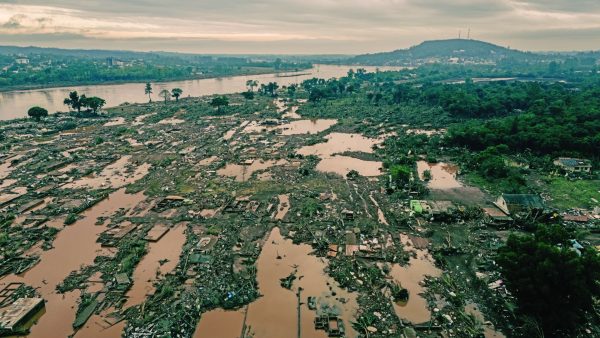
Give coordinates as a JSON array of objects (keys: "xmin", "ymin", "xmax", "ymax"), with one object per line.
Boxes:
[{"xmin": 0, "ymin": 65, "xmax": 404, "ymax": 121}]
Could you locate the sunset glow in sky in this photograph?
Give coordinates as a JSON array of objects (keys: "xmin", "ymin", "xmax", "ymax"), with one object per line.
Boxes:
[{"xmin": 1, "ymin": 1, "xmax": 599, "ymax": 53}]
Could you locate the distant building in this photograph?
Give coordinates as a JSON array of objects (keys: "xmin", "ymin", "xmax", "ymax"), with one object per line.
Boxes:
[
  {"xmin": 106, "ymin": 57, "xmax": 128, "ymax": 67},
  {"xmin": 553, "ymin": 157, "xmax": 592, "ymax": 173},
  {"xmin": 14, "ymin": 57, "xmax": 29, "ymax": 65},
  {"xmin": 494, "ymin": 194, "xmax": 545, "ymax": 215}
]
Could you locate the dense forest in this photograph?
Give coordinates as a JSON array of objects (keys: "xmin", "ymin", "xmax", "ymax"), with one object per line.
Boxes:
[{"xmin": 0, "ymin": 47, "xmax": 312, "ymax": 91}]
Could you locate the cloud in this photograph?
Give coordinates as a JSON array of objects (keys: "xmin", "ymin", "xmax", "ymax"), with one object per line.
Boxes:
[
  {"xmin": 0, "ymin": 1, "xmax": 599, "ymax": 53},
  {"xmin": 2, "ymin": 14, "xmax": 25, "ymax": 29}
]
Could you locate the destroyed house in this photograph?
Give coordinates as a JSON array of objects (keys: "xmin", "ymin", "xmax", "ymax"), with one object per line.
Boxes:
[
  {"xmin": 410, "ymin": 200, "xmax": 456, "ymax": 218},
  {"xmin": 553, "ymin": 157, "xmax": 592, "ymax": 173},
  {"xmin": 494, "ymin": 194, "xmax": 545, "ymax": 215}
]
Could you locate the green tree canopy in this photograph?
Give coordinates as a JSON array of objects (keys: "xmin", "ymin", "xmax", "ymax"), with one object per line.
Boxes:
[
  {"xmin": 81, "ymin": 96, "xmax": 106, "ymax": 113},
  {"xmin": 171, "ymin": 88, "xmax": 183, "ymax": 101},
  {"xmin": 27, "ymin": 106, "xmax": 48, "ymax": 120},
  {"xmin": 210, "ymin": 96, "xmax": 229, "ymax": 112},
  {"xmin": 63, "ymin": 91, "xmax": 83, "ymax": 113},
  {"xmin": 497, "ymin": 224, "xmax": 600, "ymax": 335}
]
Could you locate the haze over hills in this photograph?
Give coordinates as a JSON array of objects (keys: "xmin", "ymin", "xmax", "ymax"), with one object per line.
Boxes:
[{"xmin": 349, "ymin": 38, "xmax": 600, "ymax": 66}]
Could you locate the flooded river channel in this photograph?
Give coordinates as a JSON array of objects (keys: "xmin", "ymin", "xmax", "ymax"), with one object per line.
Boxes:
[{"xmin": 0, "ymin": 65, "xmax": 404, "ymax": 120}]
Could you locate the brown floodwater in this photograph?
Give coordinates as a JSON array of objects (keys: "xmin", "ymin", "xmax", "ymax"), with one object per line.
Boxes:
[
  {"xmin": 279, "ymin": 119, "xmax": 337, "ymax": 135},
  {"xmin": 298, "ymin": 133, "xmax": 381, "ymax": 157},
  {"xmin": 386, "ymin": 233, "xmax": 442, "ymax": 324},
  {"xmin": 217, "ymin": 159, "xmax": 288, "ymax": 182},
  {"xmin": 74, "ymin": 307, "xmax": 125, "ymax": 338},
  {"xmin": 192, "ymin": 308, "xmax": 246, "ymax": 338},
  {"xmin": 0, "ymin": 189, "xmax": 145, "ymax": 338},
  {"xmin": 274, "ymin": 194, "xmax": 290, "ymax": 220},
  {"xmin": 416, "ymin": 161, "xmax": 462, "ymax": 190},
  {"xmin": 274, "ymin": 99, "xmax": 302, "ymax": 120},
  {"xmin": 64, "ymin": 156, "xmax": 151, "ymax": 189},
  {"xmin": 0, "ymin": 154, "xmax": 24, "ymax": 180},
  {"xmin": 123, "ymin": 223, "xmax": 186, "ymax": 308},
  {"xmin": 282, "ymin": 106, "xmax": 302, "ymax": 119},
  {"xmin": 316, "ymin": 156, "xmax": 382, "ymax": 177},
  {"xmin": 297, "ymin": 133, "xmax": 383, "ymax": 177},
  {"xmin": 243, "ymin": 227, "xmax": 358, "ymax": 338}
]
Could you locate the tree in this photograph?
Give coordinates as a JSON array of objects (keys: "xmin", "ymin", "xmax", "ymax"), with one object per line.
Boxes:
[
  {"xmin": 63, "ymin": 91, "xmax": 83, "ymax": 113},
  {"xmin": 159, "ymin": 89, "xmax": 171, "ymax": 103},
  {"xmin": 287, "ymin": 84, "xmax": 297, "ymax": 97},
  {"xmin": 246, "ymin": 80, "xmax": 258, "ymax": 92},
  {"xmin": 497, "ymin": 224, "xmax": 600, "ymax": 335},
  {"xmin": 27, "ymin": 106, "xmax": 48, "ymax": 120},
  {"xmin": 210, "ymin": 96, "xmax": 229, "ymax": 112},
  {"xmin": 259, "ymin": 82, "xmax": 279, "ymax": 96},
  {"xmin": 145, "ymin": 83, "xmax": 153, "ymax": 102},
  {"xmin": 81, "ymin": 96, "xmax": 106, "ymax": 113},
  {"xmin": 241, "ymin": 91, "xmax": 255, "ymax": 100},
  {"xmin": 171, "ymin": 88, "xmax": 183, "ymax": 101},
  {"xmin": 390, "ymin": 164, "xmax": 411, "ymax": 185}
]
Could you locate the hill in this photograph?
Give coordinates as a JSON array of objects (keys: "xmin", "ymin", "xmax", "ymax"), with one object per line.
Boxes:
[{"xmin": 350, "ymin": 39, "xmax": 533, "ymax": 65}]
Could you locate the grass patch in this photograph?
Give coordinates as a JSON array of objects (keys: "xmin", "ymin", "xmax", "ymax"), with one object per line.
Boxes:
[{"xmin": 545, "ymin": 177, "xmax": 600, "ymax": 209}]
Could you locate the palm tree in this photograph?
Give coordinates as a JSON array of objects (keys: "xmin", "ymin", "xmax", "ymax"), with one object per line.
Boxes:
[
  {"xmin": 145, "ymin": 83, "xmax": 153, "ymax": 102},
  {"xmin": 171, "ymin": 88, "xmax": 183, "ymax": 101}
]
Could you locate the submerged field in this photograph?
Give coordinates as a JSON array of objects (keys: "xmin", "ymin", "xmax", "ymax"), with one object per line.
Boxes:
[{"xmin": 0, "ymin": 73, "xmax": 598, "ymax": 338}]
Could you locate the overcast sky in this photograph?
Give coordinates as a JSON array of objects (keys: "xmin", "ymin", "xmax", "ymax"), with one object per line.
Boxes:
[{"xmin": 1, "ymin": 0, "xmax": 599, "ymax": 54}]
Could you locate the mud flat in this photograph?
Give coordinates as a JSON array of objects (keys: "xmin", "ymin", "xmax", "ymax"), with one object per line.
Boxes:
[{"xmin": 0, "ymin": 189, "xmax": 145, "ymax": 338}]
